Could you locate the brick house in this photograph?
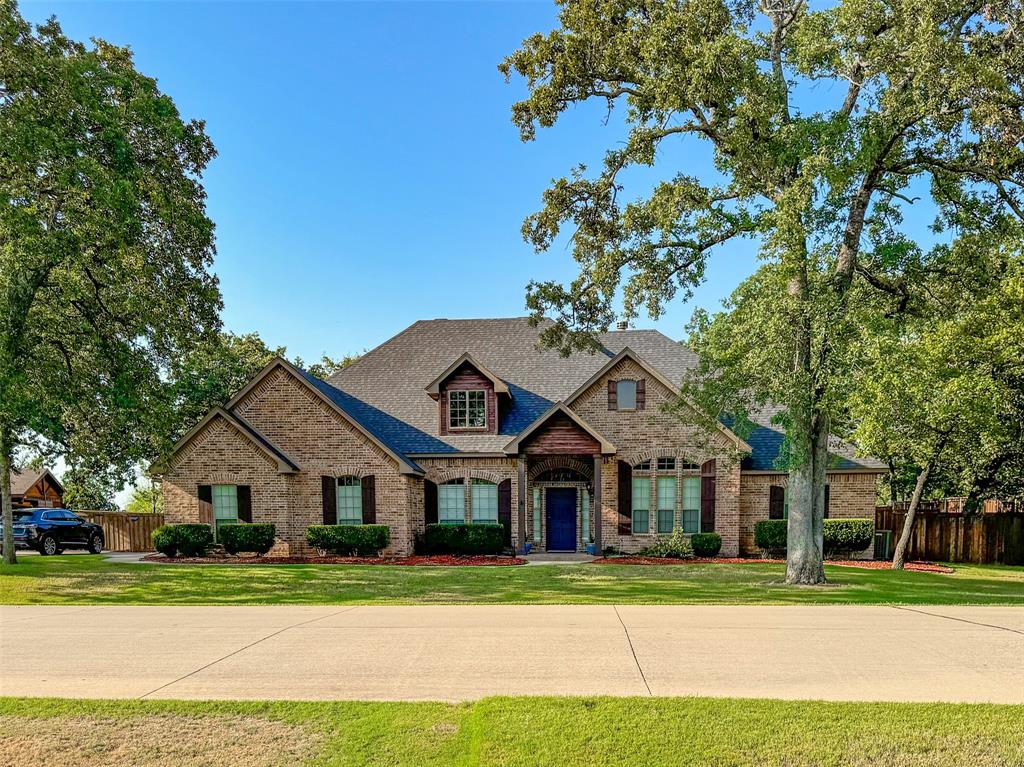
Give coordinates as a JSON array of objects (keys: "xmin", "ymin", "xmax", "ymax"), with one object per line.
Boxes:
[{"xmin": 161, "ymin": 318, "xmax": 883, "ymax": 556}]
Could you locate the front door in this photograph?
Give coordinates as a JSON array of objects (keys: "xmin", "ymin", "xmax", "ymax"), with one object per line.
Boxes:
[{"xmin": 546, "ymin": 488, "xmax": 577, "ymax": 551}]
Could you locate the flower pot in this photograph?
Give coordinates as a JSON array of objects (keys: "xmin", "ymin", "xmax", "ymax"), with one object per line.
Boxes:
[
  {"xmin": 585, "ymin": 543, "xmax": 597, "ymax": 556},
  {"xmin": 523, "ymin": 543, "xmax": 532, "ymax": 555}
]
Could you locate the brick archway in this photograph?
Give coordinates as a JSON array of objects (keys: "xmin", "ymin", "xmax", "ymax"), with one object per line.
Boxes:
[{"xmin": 528, "ymin": 456, "xmax": 594, "ymax": 481}]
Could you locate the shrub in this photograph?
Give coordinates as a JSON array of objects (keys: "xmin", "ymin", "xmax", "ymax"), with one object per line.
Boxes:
[
  {"xmin": 754, "ymin": 518, "xmax": 875, "ymax": 558},
  {"xmin": 823, "ymin": 519, "xmax": 874, "ymax": 557},
  {"xmin": 151, "ymin": 526, "xmax": 179, "ymax": 558},
  {"xmin": 691, "ymin": 532, "xmax": 723, "ymax": 558},
  {"xmin": 642, "ymin": 529, "xmax": 694, "ymax": 559},
  {"xmin": 754, "ymin": 520, "xmax": 787, "ymax": 556},
  {"xmin": 422, "ymin": 523, "xmax": 505, "ymax": 555},
  {"xmin": 151, "ymin": 524, "xmax": 214, "ymax": 558},
  {"xmin": 306, "ymin": 525, "xmax": 390, "ymax": 557},
  {"xmin": 218, "ymin": 524, "xmax": 276, "ymax": 555}
]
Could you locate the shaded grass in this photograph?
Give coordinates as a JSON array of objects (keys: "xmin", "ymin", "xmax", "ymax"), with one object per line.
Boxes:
[
  {"xmin": 1, "ymin": 555, "xmax": 1023, "ymax": 605},
  {"xmin": 2, "ymin": 696, "xmax": 1023, "ymax": 766}
]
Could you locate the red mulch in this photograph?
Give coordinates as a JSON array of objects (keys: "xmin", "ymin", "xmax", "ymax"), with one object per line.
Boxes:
[
  {"xmin": 141, "ymin": 553, "xmax": 526, "ymax": 566},
  {"xmin": 592, "ymin": 556, "xmax": 954, "ymax": 573}
]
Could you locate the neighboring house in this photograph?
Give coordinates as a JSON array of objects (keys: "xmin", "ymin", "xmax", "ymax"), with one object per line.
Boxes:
[
  {"xmin": 161, "ymin": 317, "xmax": 883, "ymax": 556},
  {"xmin": 10, "ymin": 469, "xmax": 65, "ymax": 509}
]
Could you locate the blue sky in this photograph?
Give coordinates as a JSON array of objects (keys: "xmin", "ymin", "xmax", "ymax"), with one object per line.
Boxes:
[{"xmin": 21, "ymin": 0, "xmax": 761, "ymax": 362}]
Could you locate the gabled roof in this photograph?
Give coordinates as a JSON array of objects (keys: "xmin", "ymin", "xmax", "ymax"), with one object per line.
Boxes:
[
  {"xmin": 167, "ymin": 405, "xmax": 300, "ymax": 474},
  {"xmin": 564, "ymin": 347, "xmax": 752, "ymax": 454},
  {"xmin": 226, "ymin": 357, "xmax": 425, "ymax": 476},
  {"xmin": 10, "ymin": 468, "xmax": 63, "ymax": 497},
  {"xmin": 503, "ymin": 403, "xmax": 616, "ymax": 455},
  {"xmin": 425, "ymin": 353, "xmax": 510, "ymax": 399}
]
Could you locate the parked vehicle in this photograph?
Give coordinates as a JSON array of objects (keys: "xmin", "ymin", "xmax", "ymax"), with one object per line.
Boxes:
[{"xmin": 0, "ymin": 509, "xmax": 104, "ymax": 555}]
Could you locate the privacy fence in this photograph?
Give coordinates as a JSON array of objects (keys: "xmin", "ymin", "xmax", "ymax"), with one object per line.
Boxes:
[
  {"xmin": 74, "ymin": 511, "xmax": 165, "ymax": 552},
  {"xmin": 875, "ymin": 506, "xmax": 1024, "ymax": 565}
]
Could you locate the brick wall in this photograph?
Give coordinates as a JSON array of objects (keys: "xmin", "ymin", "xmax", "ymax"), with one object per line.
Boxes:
[
  {"xmin": 739, "ymin": 471, "xmax": 879, "ymax": 556},
  {"xmin": 569, "ymin": 358, "xmax": 744, "ymax": 556},
  {"xmin": 164, "ymin": 366, "xmax": 416, "ymax": 556}
]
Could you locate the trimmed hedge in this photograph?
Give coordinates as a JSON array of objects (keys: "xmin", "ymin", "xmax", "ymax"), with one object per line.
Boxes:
[
  {"xmin": 306, "ymin": 525, "xmax": 390, "ymax": 557},
  {"xmin": 642, "ymin": 529, "xmax": 694, "ymax": 559},
  {"xmin": 151, "ymin": 524, "xmax": 214, "ymax": 558},
  {"xmin": 754, "ymin": 518, "xmax": 875, "ymax": 558},
  {"xmin": 219, "ymin": 524, "xmax": 276, "ymax": 556},
  {"xmin": 691, "ymin": 532, "xmax": 723, "ymax": 558},
  {"xmin": 422, "ymin": 523, "xmax": 504, "ymax": 555},
  {"xmin": 823, "ymin": 519, "xmax": 875, "ymax": 556},
  {"xmin": 754, "ymin": 520, "xmax": 788, "ymax": 556}
]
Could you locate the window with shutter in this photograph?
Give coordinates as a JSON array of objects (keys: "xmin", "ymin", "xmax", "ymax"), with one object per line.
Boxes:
[
  {"xmin": 616, "ymin": 380, "xmax": 637, "ymax": 410},
  {"xmin": 336, "ymin": 476, "xmax": 362, "ymax": 525},
  {"xmin": 471, "ymin": 479, "xmax": 498, "ymax": 523},
  {"xmin": 769, "ymin": 485, "xmax": 786, "ymax": 520},
  {"xmin": 439, "ymin": 479, "xmax": 465, "ymax": 524}
]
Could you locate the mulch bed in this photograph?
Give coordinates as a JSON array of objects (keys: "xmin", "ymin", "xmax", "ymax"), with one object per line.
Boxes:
[
  {"xmin": 141, "ymin": 553, "xmax": 526, "ymax": 566},
  {"xmin": 592, "ymin": 556, "xmax": 954, "ymax": 573}
]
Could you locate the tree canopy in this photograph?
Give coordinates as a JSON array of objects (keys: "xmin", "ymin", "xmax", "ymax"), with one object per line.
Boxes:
[
  {"xmin": 0, "ymin": 3, "xmax": 220, "ymax": 562},
  {"xmin": 504, "ymin": 0, "xmax": 1024, "ymax": 582}
]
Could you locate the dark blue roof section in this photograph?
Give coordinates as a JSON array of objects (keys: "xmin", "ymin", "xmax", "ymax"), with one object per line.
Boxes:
[
  {"xmin": 734, "ymin": 422, "xmax": 875, "ymax": 471},
  {"xmin": 297, "ymin": 369, "xmax": 443, "ymax": 469},
  {"xmin": 498, "ymin": 383, "xmax": 554, "ymax": 436}
]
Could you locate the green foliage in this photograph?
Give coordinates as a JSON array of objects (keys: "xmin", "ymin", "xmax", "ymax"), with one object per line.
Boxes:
[
  {"xmin": 823, "ymin": 520, "xmax": 875, "ymax": 557},
  {"xmin": 125, "ymin": 482, "xmax": 164, "ymax": 515},
  {"xmin": 503, "ymin": 0, "xmax": 1024, "ymax": 582},
  {"xmin": 306, "ymin": 525, "xmax": 390, "ymax": 557},
  {"xmin": 61, "ymin": 466, "xmax": 118, "ymax": 511},
  {"xmin": 421, "ymin": 524, "xmax": 505, "ymax": 555},
  {"xmin": 151, "ymin": 524, "xmax": 214, "ymax": 558},
  {"xmin": 0, "ymin": 5, "xmax": 221, "ymax": 561},
  {"xmin": 691, "ymin": 532, "xmax": 723, "ymax": 558},
  {"xmin": 755, "ymin": 519, "xmax": 875, "ymax": 558},
  {"xmin": 754, "ymin": 520, "xmax": 788, "ymax": 556},
  {"xmin": 218, "ymin": 524, "xmax": 276, "ymax": 556},
  {"xmin": 641, "ymin": 529, "xmax": 695, "ymax": 559}
]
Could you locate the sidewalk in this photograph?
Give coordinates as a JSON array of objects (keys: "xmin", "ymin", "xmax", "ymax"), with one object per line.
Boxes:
[{"xmin": 2, "ymin": 604, "xmax": 1021, "ymax": 702}]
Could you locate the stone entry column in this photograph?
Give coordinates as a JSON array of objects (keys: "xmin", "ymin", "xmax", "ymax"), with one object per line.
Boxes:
[{"xmin": 593, "ymin": 454, "xmax": 602, "ymax": 552}]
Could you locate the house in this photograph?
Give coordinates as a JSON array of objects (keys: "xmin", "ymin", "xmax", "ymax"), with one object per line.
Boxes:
[
  {"xmin": 10, "ymin": 469, "xmax": 65, "ymax": 509},
  {"xmin": 161, "ymin": 317, "xmax": 883, "ymax": 556}
]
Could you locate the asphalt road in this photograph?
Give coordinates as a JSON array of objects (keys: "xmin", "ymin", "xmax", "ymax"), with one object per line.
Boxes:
[{"xmin": 2, "ymin": 605, "xmax": 1022, "ymax": 702}]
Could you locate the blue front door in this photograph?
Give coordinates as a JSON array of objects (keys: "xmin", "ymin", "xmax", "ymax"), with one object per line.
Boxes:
[{"xmin": 546, "ymin": 488, "xmax": 577, "ymax": 551}]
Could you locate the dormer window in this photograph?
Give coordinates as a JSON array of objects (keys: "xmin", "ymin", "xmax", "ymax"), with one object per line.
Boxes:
[{"xmin": 449, "ymin": 389, "xmax": 487, "ymax": 429}]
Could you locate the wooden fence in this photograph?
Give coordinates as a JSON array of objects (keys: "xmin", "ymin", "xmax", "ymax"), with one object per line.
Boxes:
[
  {"xmin": 888, "ymin": 497, "xmax": 1021, "ymax": 515},
  {"xmin": 74, "ymin": 511, "xmax": 165, "ymax": 552},
  {"xmin": 875, "ymin": 506, "xmax": 1024, "ymax": 565}
]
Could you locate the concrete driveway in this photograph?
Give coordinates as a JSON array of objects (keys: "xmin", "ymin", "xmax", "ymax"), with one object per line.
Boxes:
[{"xmin": 2, "ymin": 605, "xmax": 1022, "ymax": 703}]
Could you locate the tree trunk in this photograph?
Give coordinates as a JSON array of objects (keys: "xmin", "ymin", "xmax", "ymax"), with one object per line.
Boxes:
[
  {"xmin": 892, "ymin": 461, "xmax": 931, "ymax": 570},
  {"xmin": 785, "ymin": 412, "xmax": 828, "ymax": 584},
  {"xmin": 1, "ymin": 440, "xmax": 16, "ymax": 566}
]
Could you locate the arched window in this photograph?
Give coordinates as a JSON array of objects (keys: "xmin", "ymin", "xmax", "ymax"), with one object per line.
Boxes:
[
  {"xmin": 439, "ymin": 479, "xmax": 465, "ymax": 524},
  {"xmin": 655, "ymin": 458, "xmax": 676, "ymax": 533},
  {"xmin": 470, "ymin": 479, "xmax": 498, "ymax": 524}
]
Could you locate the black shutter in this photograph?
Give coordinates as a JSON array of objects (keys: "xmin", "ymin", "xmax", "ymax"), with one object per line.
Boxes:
[
  {"xmin": 824, "ymin": 484, "xmax": 830, "ymax": 519},
  {"xmin": 607, "ymin": 380, "xmax": 618, "ymax": 410},
  {"xmin": 321, "ymin": 476, "xmax": 337, "ymax": 525},
  {"xmin": 498, "ymin": 479, "xmax": 512, "ymax": 546},
  {"xmin": 361, "ymin": 475, "xmax": 376, "ymax": 524},
  {"xmin": 236, "ymin": 485, "xmax": 252, "ymax": 523},
  {"xmin": 636, "ymin": 379, "xmax": 646, "ymax": 410},
  {"xmin": 197, "ymin": 485, "xmax": 213, "ymax": 525},
  {"xmin": 700, "ymin": 460, "xmax": 716, "ymax": 532},
  {"xmin": 617, "ymin": 460, "xmax": 632, "ymax": 535},
  {"xmin": 769, "ymin": 485, "xmax": 785, "ymax": 520},
  {"xmin": 424, "ymin": 480, "xmax": 438, "ymax": 525}
]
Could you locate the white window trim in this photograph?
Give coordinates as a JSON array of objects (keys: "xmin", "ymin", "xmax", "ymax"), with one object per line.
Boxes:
[{"xmin": 448, "ymin": 389, "xmax": 488, "ymax": 430}]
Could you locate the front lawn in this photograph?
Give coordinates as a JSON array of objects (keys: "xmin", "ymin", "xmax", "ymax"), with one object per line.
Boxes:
[
  {"xmin": 2, "ymin": 555, "xmax": 1023, "ymax": 605},
  {"xmin": 2, "ymin": 696, "xmax": 1023, "ymax": 766}
]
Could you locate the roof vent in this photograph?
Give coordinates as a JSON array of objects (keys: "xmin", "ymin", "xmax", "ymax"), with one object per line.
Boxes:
[{"xmin": 615, "ymin": 320, "xmax": 629, "ymax": 331}]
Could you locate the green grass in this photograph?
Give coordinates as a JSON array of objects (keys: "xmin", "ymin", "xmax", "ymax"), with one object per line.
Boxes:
[
  {"xmin": 2, "ymin": 554, "xmax": 1023, "ymax": 605},
  {"xmin": 2, "ymin": 696, "xmax": 1023, "ymax": 766}
]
